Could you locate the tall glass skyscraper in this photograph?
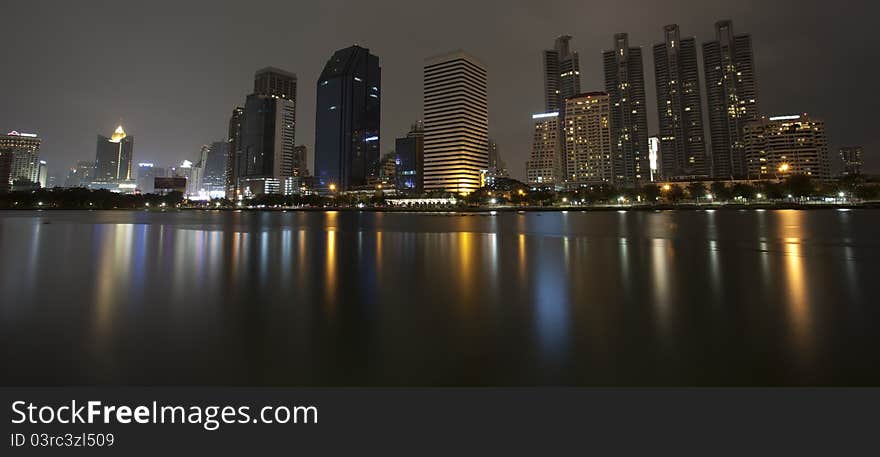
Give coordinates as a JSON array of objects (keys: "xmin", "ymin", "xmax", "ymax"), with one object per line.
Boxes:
[
  {"xmin": 603, "ymin": 33, "xmax": 649, "ymax": 187},
  {"xmin": 227, "ymin": 67, "xmax": 297, "ymax": 196},
  {"xmin": 94, "ymin": 126, "xmax": 133, "ymax": 183},
  {"xmin": 703, "ymin": 20, "xmax": 759, "ymax": 179},
  {"xmin": 543, "ymin": 35, "xmax": 581, "ymax": 113},
  {"xmin": 314, "ymin": 45, "xmax": 381, "ymax": 191},
  {"xmin": 654, "ymin": 24, "xmax": 708, "ymax": 181},
  {"xmin": 394, "ymin": 122, "xmax": 424, "ymax": 193}
]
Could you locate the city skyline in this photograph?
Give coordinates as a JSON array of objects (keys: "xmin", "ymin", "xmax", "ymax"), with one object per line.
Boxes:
[{"xmin": 0, "ymin": 1, "xmax": 875, "ymax": 182}]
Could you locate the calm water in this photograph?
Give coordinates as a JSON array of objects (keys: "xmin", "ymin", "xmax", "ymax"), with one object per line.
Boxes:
[{"xmin": 1, "ymin": 209, "xmax": 878, "ymax": 386}]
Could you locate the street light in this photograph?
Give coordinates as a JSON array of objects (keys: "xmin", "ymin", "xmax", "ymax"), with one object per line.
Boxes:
[
  {"xmin": 778, "ymin": 163, "xmax": 790, "ymax": 173},
  {"xmin": 662, "ymin": 184, "xmax": 672, "ymax": 192}
]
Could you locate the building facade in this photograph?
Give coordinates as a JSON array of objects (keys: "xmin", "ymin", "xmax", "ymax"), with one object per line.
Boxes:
[
  {"xmin": 543, "ymin": 35, "xmax": 582, "ymax": 113},
  {"xmin": 703, "ymin": 20, "xmax": 759, "ymax": 179},
  {"xmin": 839, "ymin": 146, "xmax": 863, "ymax": 177},
  {"xmin": 225, "ymin": 107, "xmax": 244, "ymax": 198},
  {"xmin": 526, "ymin": 112, "xmax": 563, "ymax": 188},
  {"xmin": 603, "ymin": 33, "xmax": 649, "ymax": 187},
  {"xmin": 1, "ymin": 131, "xmax": 42, "ymax": 186},
  {"xmin": 227, "ymin": 67, "xmax": 297, "ymax": 197},
  {"xmin": 423, "ymin": 50, "xmax": 489, "ymax": 195},
  {"xmin": 314, "ymin": 45, "xmax": 381, "ymax": 192},
  {"xmin": 743, "ymin": 114, "xmax": 830, "ymax": 181},
  {"xmin": 202, "ymin": 141, "xmax": 228, "ymax": 193},
  {"xmin": 94, "ymin": 126, "xmax": 134, "ymax": 183},
  {"xmin": 564, "ymin": 92, "xmax": 614, "ymax": 186},
  {"xmin": 654, "ymin": 24, "xmax": 708, "ymax": 181},
  {"xmin": 394, "ymin": 122, "xmax": 425, "ymax": 193}
]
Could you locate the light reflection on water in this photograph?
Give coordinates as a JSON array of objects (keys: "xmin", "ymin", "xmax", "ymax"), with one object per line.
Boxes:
[{"xmin": 0, "ymin": 209, "xmax": 879, "ymax": 386}]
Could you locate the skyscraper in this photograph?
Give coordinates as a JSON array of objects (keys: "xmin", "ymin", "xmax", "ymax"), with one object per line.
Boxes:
[
  {"xmin": 394, "ymin": 122, "xmax": 425, "ymax": 193},
  {"xmin": 526, "ymin": 112, "xmax": 563, "ymax": 188},
  {"xmin": 839, "ymin": 146, "xmax": 864, "ymax": 176},
  {"xmin": 543, "ymin": 36, "xmax": 582, "ymax": 112},
  {"xmin": 136, "ymin": 163, "xmax": 165, "ymax": 194},
  {"xmin": 703, "ymin": 20, "xmax": 759, "ymax": 179},
  {"xmin": 292, "ymin": 145, "xmax": 309, "ymax": 177},
  {"xmin": 0, "ymin": 151, "xmax": 12, "ymax": 192},
  {"xmin": 225, "ymin": 107, "xmax": 244, "ymax": 199},
  {"xmin": 654, "ymin": 24, "xmax": 708, "ymax": 181},
  {"xmin": 604, "ymin": 33, "xmax": 649, "ymax": 187},
  {"xmin": 423, "ymin": 50, "xmax": 489, "ymax": 195},
  {"xmin": 0, "ymin": 131, "xmax": 41, "ymax": 186},
  {"xmin": 228, "ymin": 67, "xmax": 297, "ymax": 197},
  {"xmin": 564, "ymin": 92, "xmax": 614, "ymax": 186},
  {"xmin": 487, "ymin": 139, "xmax": 508, "ymax": 179},
  {"xmin": 202, "ymin": 141, "xmax": 228, "ymax": 193},
  {"xmin": 314, "ymin": 45, "xmax": 381, "ymax": 192},
  {"xmin": 94, "ymin": 126, "xmax": 133, "ymax": 183},
  {"xmin": 743, "ymin": 114, "xmax": 830, "ymax": 181}
]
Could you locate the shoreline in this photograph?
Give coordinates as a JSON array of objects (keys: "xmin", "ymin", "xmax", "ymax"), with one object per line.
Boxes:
[{"xmin": 2, "ymin": 202, "xmax": 879, "ymax": 213}]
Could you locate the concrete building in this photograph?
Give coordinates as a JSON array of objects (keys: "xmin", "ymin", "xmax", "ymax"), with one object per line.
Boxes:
[
  {"xmin": 526, "ymin": 112, "xmax": 563, "ymax": 188},
  {"xmin": 543, "ymin": 35, "xmax": 582, "ymax": 113},
  {"xmin": 603, "ymin": 33, "xmax": 650, "ymax": 187},
  {"xmin": 423, "ymin": 50, "xmax": 489, "ymax": 195},
  {"xmin": 94, "ymin": 125, "xmax": 134, "ymax": 183},
  {"xmin": 703, "ymin": 20, "xmax": 759, "ymax": 179},
  {"xmin": 654, "ymin": 24, "xmax": 708, "ymax": 180},
  {"xmin": 743, "ymin": 114, "xmax": 830, "ymax": 181},
  {"xmin": 564, "ymin": 92, "xmax": 614, "ymax": 187},
  {"xmin": 0, "ymin": 131, "xmax": 42, "ymax": 186},
  {"xmin": 839, "ymin": 146, "xmax": 863, "ymax": 176}
]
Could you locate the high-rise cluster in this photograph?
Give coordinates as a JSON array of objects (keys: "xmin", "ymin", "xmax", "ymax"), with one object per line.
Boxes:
[{"xmin": 528, "ymin": 20, "xmax": 833, "ymax": 190}]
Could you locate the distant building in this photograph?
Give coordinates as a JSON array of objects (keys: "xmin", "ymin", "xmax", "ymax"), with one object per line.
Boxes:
[
  {"xmin": 543, "ymin": 35, "xmax": 581, "ymax": 113},
  {"xmin": 314, "ymin": 45, "xmax": 381, "ymax": 192},
  {"xmin": 603, "ymin": 33, "xmax": 649, "ymax": 187},
  {"xmin": 94, "ymin": 125, "xmax": 134, "ymax": 183},
  {"xmin": 65, "ymin": 160, "xmax": 95, "ymax": 188},
  {"xmin": 423, "ymin": 50, "xmax": 489, "ymax": 195},
  {"xmin": 648, "ymin": 135, "xmax": 660, "ymax": 182},
  {"xmin": 37, "ymin": 160, "xmax": 48, "ymax": 188},
  {"xmin": 228, "ymin": 67, "xmax": 297, "ymax": 197},
  {"xmin": 526, "ymin": 112, "xmax": 563, "ymax": 188},
  {"xmin": 379, "ymin": 152, "xmax": 397, "ymax": 184},
  {"xmin": 703, "ymin": 20, "xmax": 759, "ymax": 179},
  {"xmin": 293, "ymin": 145, "xmax": 310, "ymax": 177},
  {"xmin": 0, "ymin": 151, "xmax": 11, "ymax": 192},
  {"xmin": 486, "ymin": 139, "xmax": 509, "ymax": 181},
  {"xmin": 394, "ymin": 122, "xmax": 424, "ymax": 193},
  {"xmin": 136, "ymin": 163, "xmax": 165, "ymax": 194},
  {"xmin": 743, "ymin": 114, "xmax": 830, "ymax": 181},
  {"xmin": 0, "ymin": 131, "xmax": 42, "ymax": 187},
  {"xmin": 202, "ymin": 141, "xmax": 228, "ymax": 192},
  {"xmin": 839, "ymin": 146, "xmax": 863, "ymax": 176},
  {"xmin": 154, "ymin": 176, "xmax": 187, "ymax": 195},
  {"xmin": 225, "ymin": 106, "xmax": 244, "ymax": 199},
  {"xmin": 654, "ymin": 24, "xmax": 708, "ymax": 180},
  {"xmin": 564, "ymin": 92, "xmax": 614, "ymax": 187}
]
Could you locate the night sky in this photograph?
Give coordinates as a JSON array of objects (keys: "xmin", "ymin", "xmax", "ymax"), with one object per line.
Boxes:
[{"xmin": 1, "ymin": 0, "xmax": 875, "ymax": 180}]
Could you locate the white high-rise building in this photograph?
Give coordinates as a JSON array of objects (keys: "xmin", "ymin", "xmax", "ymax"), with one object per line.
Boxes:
[
  {"xmin": 564, "ymin": 92, "xmax": 614, "ymax": 186},
  {"xmin": 526, "ymin": 112, "xmax": 563, "ymax": 188},
  {"xmin": 423, "ymin": 50, "xmax": 489, "ymax": 195}
]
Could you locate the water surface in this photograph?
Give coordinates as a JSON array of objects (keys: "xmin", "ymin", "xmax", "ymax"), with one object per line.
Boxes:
[{"xmin": 1, "ymin": 209, "xmax": 878, "ymax": 385}]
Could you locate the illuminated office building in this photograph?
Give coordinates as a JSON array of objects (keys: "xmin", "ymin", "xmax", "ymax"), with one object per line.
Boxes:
[
  {"xmin": 839, "ymin": 146, "xmax": 863, "ymax": 176},
  {"xmin": 0, "ymin": 131, "xmax": 42, "ymax": 186},
  {"xmin": 423, "ymin": 50, "xmax": 489, "ymax": 195},
  {"xmin": 94, "ymin": 125, "xmax": 133, "ymax": 183},
  {"xmin": 743, "ymin": 114, "xmax": 830, "ymax": 180}
]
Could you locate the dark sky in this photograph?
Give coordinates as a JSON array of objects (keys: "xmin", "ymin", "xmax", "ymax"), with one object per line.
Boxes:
[{"xmin": 1, "ymin": 0, "xmax": 876, "ymax": 180}]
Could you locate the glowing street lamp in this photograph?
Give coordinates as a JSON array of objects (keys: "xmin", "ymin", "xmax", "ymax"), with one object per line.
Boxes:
[
  {"xmin": 778, "ymin": 163, "xmax": 790, "ymax": 173},
  {"xmin": 662, "ymin": 184, "xmax": 672, "ymax": 192}
]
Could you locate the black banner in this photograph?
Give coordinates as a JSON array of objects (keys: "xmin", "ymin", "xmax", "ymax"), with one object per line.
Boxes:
[{"xmin": 2, "ymin": 388, "xmax": 877, "ymax": 455}]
